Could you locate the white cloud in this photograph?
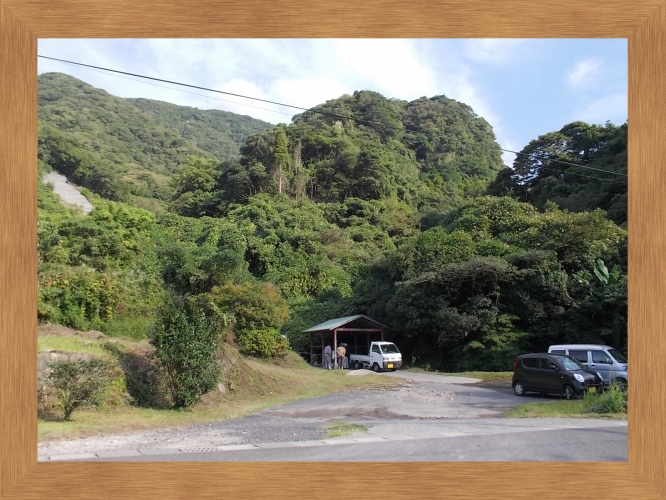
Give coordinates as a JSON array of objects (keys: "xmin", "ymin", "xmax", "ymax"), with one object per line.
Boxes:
[
  {"xmin": 499, "ymin": 139, "xmax": 518, "ymax": 167},
  {"xmin": 464, "ymin": 39, "xmax": 527, "ymax": 65},
  {"xmin": 331, "ymin": 39, "xmax": 437, "ymax": 99},
  {"xmin": 567, "ymin": 58, "xmax": 601, "ymax": 87},
  {"xmin": 271, "ymin": 77, "xmax": 350, "ymax": 110},
  {"xmin": 574, "ymin": 94, "xmax": 627, "ymax": 124}
]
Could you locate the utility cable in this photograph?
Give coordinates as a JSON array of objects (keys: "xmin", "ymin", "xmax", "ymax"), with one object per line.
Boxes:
[{"xmin": 39, "ymin": 54, "xmax": 628, "ymax": 178}]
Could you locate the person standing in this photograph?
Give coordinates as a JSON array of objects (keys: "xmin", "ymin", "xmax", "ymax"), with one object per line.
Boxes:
[
  {"xmin": 323, "ymin": 344, "xmax": 332, "ymax": 370},
  {"xmin": 337, "ymin": 343, "xmax": 347, "ymax": 369}
]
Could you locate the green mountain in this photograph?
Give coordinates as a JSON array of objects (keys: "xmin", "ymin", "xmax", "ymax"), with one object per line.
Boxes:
[
  {"xmin": 128, "ymin": 97, "xmax": 272, "ymax": 162},
  {"xmin": 178, "ymin": 90, "xmax": 505, "ymax": 217},
  {"xmin": 38, "ymin": 72, "xmax": 272, "ymax": 207}
]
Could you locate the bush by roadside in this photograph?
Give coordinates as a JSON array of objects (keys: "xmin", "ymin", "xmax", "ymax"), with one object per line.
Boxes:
[
  {"xmin": 42, "ymin": 359, "xmax": 116, "ymax": 421},
  {"xmin": 505, "ymin": 384, "xmax": 627, "ymax": 419}
]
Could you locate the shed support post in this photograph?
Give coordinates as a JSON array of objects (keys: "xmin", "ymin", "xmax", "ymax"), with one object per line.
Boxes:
[
  {"xmin": 381, "ymin": 329, "xmax": 384, "ymax": 341},
  {"xmin": 333, "ymin": 329, "xmax": 338, "ymax": 369}
]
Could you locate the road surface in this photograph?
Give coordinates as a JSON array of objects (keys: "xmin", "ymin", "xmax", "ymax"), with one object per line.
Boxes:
[{"xmin": 40, "ymin": 370, "xmax": 627, "ymax": 462}]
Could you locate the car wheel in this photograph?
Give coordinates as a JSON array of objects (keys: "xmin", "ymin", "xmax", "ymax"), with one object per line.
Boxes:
[
  {"xmin": 372, "ymin": 363, "xmax": 380, "ymax": 373},
  {"xmin": 353, "ymin": 360, "xmax": 360, "ymax": 370},
  {"xmin": 513, "ymin": 381, "xmax": 525, "ymax": 396},
  {"xmin": 564, "ymin": 385, "xmax": 575, "ymax": 400},
  {"xmin": 615, "ymin": 378, "xmax": 627, "ymax": 391}
]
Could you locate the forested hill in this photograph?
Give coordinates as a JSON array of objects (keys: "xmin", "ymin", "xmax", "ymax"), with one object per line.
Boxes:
[
  {"xmin": 38, "ymin": 72, "xmax": 272, "ymax": 208},
  {"xmin": 213, "ymin": 91, "xmax": 504, "ymax": 214},
  {"xmin": 37, "ymin": 74, "xmax": 628, "ymax": 376},
  {"xmin": 128, "ymin": 97, "xmax": 273, "ymax": 162}
]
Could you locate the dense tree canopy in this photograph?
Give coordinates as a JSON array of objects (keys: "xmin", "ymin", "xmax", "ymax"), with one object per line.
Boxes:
[
  {"xmin": 37, "ymin": 74, "xmax": 628, "ymax": 371},
  {"xmin": 496, "ymin": 121, "xmax": 628, "ymax": 226}
]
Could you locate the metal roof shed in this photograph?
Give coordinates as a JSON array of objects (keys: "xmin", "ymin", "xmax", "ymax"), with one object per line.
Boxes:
[{"xmin": 303, "ymin": 315, "xmax": 388, "ymax": 367}]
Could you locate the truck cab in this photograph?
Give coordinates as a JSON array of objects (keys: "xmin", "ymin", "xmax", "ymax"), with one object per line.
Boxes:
[{"xmin": 349, "ymin": 341, "xmax": 402, "ymax": 372}]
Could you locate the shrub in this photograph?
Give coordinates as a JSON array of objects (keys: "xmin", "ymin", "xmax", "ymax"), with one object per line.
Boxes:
[
  {"xmin": 47, "ymin": 359, "xmax": 115, "ymax": 420},
  {"xmin": 149, "ymin": 293, "xmax": 223, "ymax": 408},
  {"xmin": 237, "ymin": 328, "xmax": 290, "ymax": 358},
  {"xmin": 582, "ymin": 383, "xmax": 627, "ymax": 414}
]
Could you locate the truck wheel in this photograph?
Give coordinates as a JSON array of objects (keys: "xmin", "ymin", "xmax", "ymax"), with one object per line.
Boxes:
[
  {"xmin": 372, "ymin": 363, "xmax": 380, "ymax": 373},
  {"xmin": 353, "ymin": 360, "xmax": 360, "ymax": 370}
]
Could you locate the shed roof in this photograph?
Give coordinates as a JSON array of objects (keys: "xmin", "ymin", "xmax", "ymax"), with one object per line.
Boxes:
[{"xmin": 302, "ymin": 314, "xmax": 388, "ymax": 333}]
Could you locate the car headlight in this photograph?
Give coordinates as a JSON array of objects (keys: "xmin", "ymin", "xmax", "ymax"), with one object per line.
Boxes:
[{"xmin": 574, "ymin": 373, "xmax": 585, "ymax": 383}]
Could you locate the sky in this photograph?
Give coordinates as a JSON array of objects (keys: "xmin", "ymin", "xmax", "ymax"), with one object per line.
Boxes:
[{"xmin": 38, "ymin": 39, "xmax": 628, "ymax": 165}]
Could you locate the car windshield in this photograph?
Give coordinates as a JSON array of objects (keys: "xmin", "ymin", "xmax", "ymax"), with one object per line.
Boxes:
[
  {"xmin": 608, "ymin": 349, "xmax": 627, "ymax": 363},
  {"xmin": 559, "ymin": 357, "xmax": 585, "ymax": 371},
  {"xmin": 380, "ymin": 344, "xmax": 400, "ymax": 354}
]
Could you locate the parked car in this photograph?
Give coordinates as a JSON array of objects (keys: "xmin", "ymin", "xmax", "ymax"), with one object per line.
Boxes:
[
  {"xmin": 512, "ymin": 353, "xmax": 604, "ymax": 400},
  {"xmin": 547, "ymin": 344, "xmax": 627, "ymax": 390}
]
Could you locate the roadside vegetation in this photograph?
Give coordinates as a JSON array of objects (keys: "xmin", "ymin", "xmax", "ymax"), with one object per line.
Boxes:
[
  {"xmin": 505, "ymin": 384, "xmax": 628, "ymax": 419},
  {"xmin": 322, "ymin": 422, "xmax": 369, "ymax": 439},
  {"xmin": 38, "ymin": 325, "xmax": 402, "ymax": 440}
]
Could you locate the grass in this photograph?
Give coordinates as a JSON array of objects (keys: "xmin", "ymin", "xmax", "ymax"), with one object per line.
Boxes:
[
  {"xmin": 322, "ymin": 422, "xmax": 369, "ymax": 439},
  {"xmin": 504, "ymin": 385, "xmax": 627, "ymax": 420},
  {"xmin": 39, "ymin": 357, "xmax": 404, "ymax": 441},
  {"xmin": 38, "ymin": 335, "xmax": 114, "ymax": 357}
]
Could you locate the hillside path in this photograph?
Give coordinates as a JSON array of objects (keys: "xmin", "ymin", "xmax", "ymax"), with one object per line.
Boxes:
[{"xmin": 43, "ymin": 171, "xmax": 93, "ymax": 214}]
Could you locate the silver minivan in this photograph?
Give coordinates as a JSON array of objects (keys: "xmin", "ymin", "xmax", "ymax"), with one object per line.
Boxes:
[{"xmin": 547, "ymin": 344, "xmax": 627, "ymax": 390}]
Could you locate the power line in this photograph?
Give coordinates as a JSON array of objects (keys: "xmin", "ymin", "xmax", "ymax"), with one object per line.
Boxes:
[
  {"xmin": 39, "ymin": 55, "xmax": 628, "ymax": 179},
  {"xmin": 63, "ymin": 63, "xmax": 296, "ymax": 118},
  {"xmin": 39, "ymin": 55, "xmax": 312, "ymax": 112},
  {"xmin": 40, "ymin": 54, "xmax": 429, "ymax": 134},
  {"xmin": 534, "ymin": 164, "xmax": 625, "ymax": 184},
  {"xmin": 505, "ymin": 148, "xmax": 628, "ymax": 177}
]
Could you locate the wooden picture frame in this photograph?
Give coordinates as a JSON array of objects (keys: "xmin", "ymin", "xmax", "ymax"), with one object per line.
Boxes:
[{"xmin": 1, "ymin": 1, "xmax": 663, "ymax": 498}]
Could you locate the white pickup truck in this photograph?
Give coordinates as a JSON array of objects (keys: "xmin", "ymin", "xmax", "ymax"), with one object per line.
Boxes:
[{"xmin": 349, "ymin": 341, "xmax": 402, "ymax": 372}]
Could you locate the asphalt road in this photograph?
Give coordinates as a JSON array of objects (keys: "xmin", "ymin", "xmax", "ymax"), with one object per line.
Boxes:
[
  {"xmin": 82, "ymin": 425, "xmax": 627, "ymax": 462},
  {"xmin": 43, "ymin": 370, "xmax": 627, "ymax": 462}
]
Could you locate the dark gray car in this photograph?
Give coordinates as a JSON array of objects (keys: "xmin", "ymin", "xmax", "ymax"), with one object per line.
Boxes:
[{"xmin": 512, "ymin": 353, "xmax": 604, "ymax": 400}]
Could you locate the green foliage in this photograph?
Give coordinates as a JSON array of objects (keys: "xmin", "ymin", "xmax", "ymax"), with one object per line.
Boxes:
[
  {"xmin": 449, "ymin": 315, "xmax": 530, "ymax": 372},
  {"xmin": 169, "ymin": 156, "xmax": 224, "ymax": 216},
  {"xmin": 237, "ymin": 328, "xmax": 290, "ymax": 358},
  {"xmin": 127, "ymin": 97, "xmax": 272, "ymax": 162},
  {"xmin": 511, "ymin": 121, "xmax": 627, "ymax": 225},
  {"xmin": 156, "ymin": 214, "xmax": 250, "ymax": 294},
  {"xmin": 209, "ymin": 281, "xmax": 290, "ymax": 333},
  {"xmin": 36, "ymin": 76, "xmax": 628, "ymax": 375},
  {"xmin": 38, "ymin": 72, "xmax": 270, "ymax": 208},
  {"xmin": 221, "ymin": 90, "xmax": 503, "ymax": 207},
  {"xmin": 593, "ymin": 259, "xmax": 621, "ymax": 286},
  {"xmin": 582, "ymin": 383, "xmax": 627, "ymax": 414},
  {"xmin": 47, "ymin": 359, "xmax": 115, "ymax": 420},
  {"xmin": 38, "ymin": 266, "xmax": 123, "ymax": 330},
  {"xmin": 149, "ymin": 294, "xmax": 224, "ymax": 408}
]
